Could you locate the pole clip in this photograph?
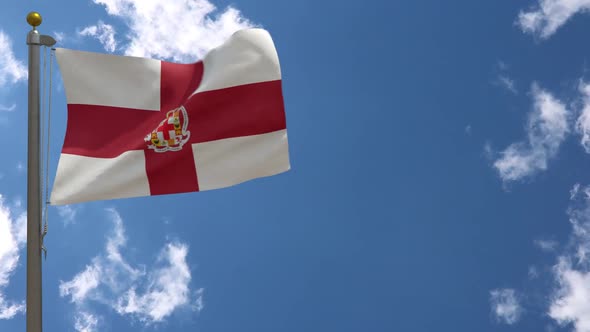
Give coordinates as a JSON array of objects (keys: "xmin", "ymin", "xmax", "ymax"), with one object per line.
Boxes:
[
  {"xmin": 27, "ymin": 31, "xmax": 56, "ymax": 46},
  {"xmin": 40, "ymin": 222, "xmax": 47, "ymax": 260}
]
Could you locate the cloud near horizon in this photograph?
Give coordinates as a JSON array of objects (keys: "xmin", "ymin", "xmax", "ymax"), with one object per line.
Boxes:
[
  {"xmin": 78, "ymin": 21, "xmax": 117, "ymax": 53},
  {"xmin": 0, "ymin": 30, "xmax": 27, "ymax": 87},
  {"xmin": 493, "ymin": 84, "xmax": 569, "ymax": 182},
  {"xmin": 490, "ymin": 288, "xmax": 522, "ymax": 324},
  {"xmin": 518, "ymin": 0, "xmax": 590, "ymax": 39},
  {"xmin": 59, "ymin": 208, "xmax": 203, "ymax": 331},
  {"xmin": 495, "ymin": 185, "xmax": 590, "ymax": 331},
  {"xmin": 574, "ymin": 82, "xmax": 590, "ymax": 153},
  {"xmin": 545, "ymin": 185, "xmax": 590, "ymax": 331},
  {"xmin": 0, "ymin": 195, "xmax": 26, "ymax": 320}
]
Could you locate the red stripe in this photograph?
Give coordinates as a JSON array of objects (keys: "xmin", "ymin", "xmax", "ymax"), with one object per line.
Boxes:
[
  {"xmin": 61, "ymin": 105, "xmax": 161, "ymax": 158},
  {"xmin": 62, "ymin": 80, "xmax": 286, "ymax": 158},
  {"xmin": 160, "ymin": 61, "xmax": 203, "ymax": 111},
  {"xmin": 185, "ymin": 80, "xmax": 286, "ymax": 143},
  {"xmin": 146, "ymin": 60, "xmax": 202, "ymax": 195},
  {"xmin": 144, "ymin": 147, "xmax": 199, "ymax": 195}
]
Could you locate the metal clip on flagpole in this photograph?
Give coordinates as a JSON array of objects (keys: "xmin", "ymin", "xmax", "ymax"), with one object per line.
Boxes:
[{"xmin": 26, "ymin": 11, "xmax": 55, "ymax": 332}]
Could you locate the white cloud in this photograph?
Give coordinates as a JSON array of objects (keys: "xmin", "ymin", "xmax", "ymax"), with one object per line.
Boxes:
[
  {"xmin": 566, "ymin": 187, "xmax": 590, "ymax": 265},
  {"xmin": 74, "ymin": 311, "xmax": 98, "ymax": 332},
  {"xmin": 572, "ymin": 183, "xmax": 582, "ymax": 199},
  {"xmin": 497, "ymin": 75, "xmax": 518, "ymax": 94},
  {"xmin": 0, "ymin": 31, "xmax": 27, "ymax": 87},
  {"xmin": 78, "ymin": 21, "xmax": 117, "ymax": 53},
  {"xmin": 483, "ymin": 141, "xmax": 494, "ymax": 159},
  {"xmin": 90, "ymin": 0, "xmax": 255, "ymax": 61},
  {"xmin": 518, "ymin": 0, "xmax": 590, "ymax": 39},
  {"xmin": 193, "ymin": 288, "xmax": 204, "ymax": 312},
  {"xmin": 60, "ymin": 208, "xmax": 201, "ymax": 328},
  {"xmin": 114, "ymin": 243, "xmax": 193, "ymax": 322},
  {"xmin": 546, "ymin": 184, "xmax": 590, "ymax": 331},
  {"xmin": 489, "ymin": 184, "xmax": 590, "ymax": 330},
  {"xmin": 575, "ymin": 82, "xmax": 590, "ymax": 153},
  {"xmin": 60, "ymin": 264, "xmax": 102, "ymax": 305},
  {"xmin": 493, "ymin": 84, "xmax": 569, "ymax": 182},
  {"xmin": 0, "ymin": 104, "xmax": 15, "ymax": 112},
  {"xmin": 549, "ymin": 258, "xmax": 590, "ymax": 331},
  {"xmin": 535, "ymin": 239, "xmax": 560, "ymax": 252},
  {"xmin": 0, "ymin": 195, "xmax": 26, "ymax": 319},
  {"xmin": 103, "ymin": 209, "xmax": 144, "ymax": 283},
  {"xmin": 490, "ymin": 288, "xmax": 522, "ymax": 324},
  {"xmin": 0, "ymin": 295, "xmax": 24, "ymax": 320},
  {"xmin": 53, "ymin": 31, "xmax": 66, "ymax": 44},
  {"xmin": 57, "ymin": 205, "xmax": 78, "ymax": 225}
]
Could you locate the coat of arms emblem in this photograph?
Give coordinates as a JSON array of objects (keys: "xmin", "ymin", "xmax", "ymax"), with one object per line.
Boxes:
[{"xmin": 145, "ymin": 106, "xmax": 191, "ymax": 152}]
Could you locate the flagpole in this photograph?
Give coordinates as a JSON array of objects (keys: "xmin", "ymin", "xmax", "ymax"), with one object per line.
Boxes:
[{"xmin": 26, "ymin": 12, "xmax": 55, "ymax": 332}]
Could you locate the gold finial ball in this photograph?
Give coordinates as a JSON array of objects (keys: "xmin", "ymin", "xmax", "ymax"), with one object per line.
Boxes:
[{"xmin": 26, "ymin": 12, "xmax": 42, "ymax": 27}]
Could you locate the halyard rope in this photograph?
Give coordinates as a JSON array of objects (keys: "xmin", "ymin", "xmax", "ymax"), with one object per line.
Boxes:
[{"xmin": 40, "ymin": 47, "xmax": 54, "ymax": 260}]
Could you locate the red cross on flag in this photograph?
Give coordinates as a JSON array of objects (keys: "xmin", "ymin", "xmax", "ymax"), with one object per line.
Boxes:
[{"xmin": 50, "ymin": 29, "xmax": 290, "ymax": 205}]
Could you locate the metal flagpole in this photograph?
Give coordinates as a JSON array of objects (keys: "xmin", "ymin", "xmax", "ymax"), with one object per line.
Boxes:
[{"xmin": 26, "ymin": 12, "xmax": 55, "ymax": 332}]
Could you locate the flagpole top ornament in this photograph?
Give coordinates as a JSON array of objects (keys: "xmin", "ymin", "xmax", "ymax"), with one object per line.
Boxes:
[{"xmin": 26, "ymin": 12, "xmax": 42, "ymax": 29}]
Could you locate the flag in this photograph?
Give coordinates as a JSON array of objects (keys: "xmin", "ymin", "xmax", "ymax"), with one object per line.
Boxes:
[{"xmin": 50, "ymin": 29, "xmax": 290, "ymax": 205}]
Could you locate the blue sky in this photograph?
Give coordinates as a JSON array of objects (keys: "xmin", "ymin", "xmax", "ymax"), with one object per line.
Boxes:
[{"xmin": 5, "ymin": 0, "xmax": 590, "ymax": 331}]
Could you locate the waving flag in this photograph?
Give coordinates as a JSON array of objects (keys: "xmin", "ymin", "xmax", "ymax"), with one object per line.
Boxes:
[{"xmin": 50, "ymin": 28, "xmax": 290, "ymax": 205}]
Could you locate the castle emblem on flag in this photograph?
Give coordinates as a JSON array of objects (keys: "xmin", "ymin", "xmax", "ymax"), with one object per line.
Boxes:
[{"xmin": 145, "ymin": 106, "xmax": 191, "ymax": 153}]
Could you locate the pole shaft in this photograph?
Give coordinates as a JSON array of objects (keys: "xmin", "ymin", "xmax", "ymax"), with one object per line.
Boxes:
[{"xmin": 26, "ymin": 28, "xmax": 42, "ymax": 332}]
